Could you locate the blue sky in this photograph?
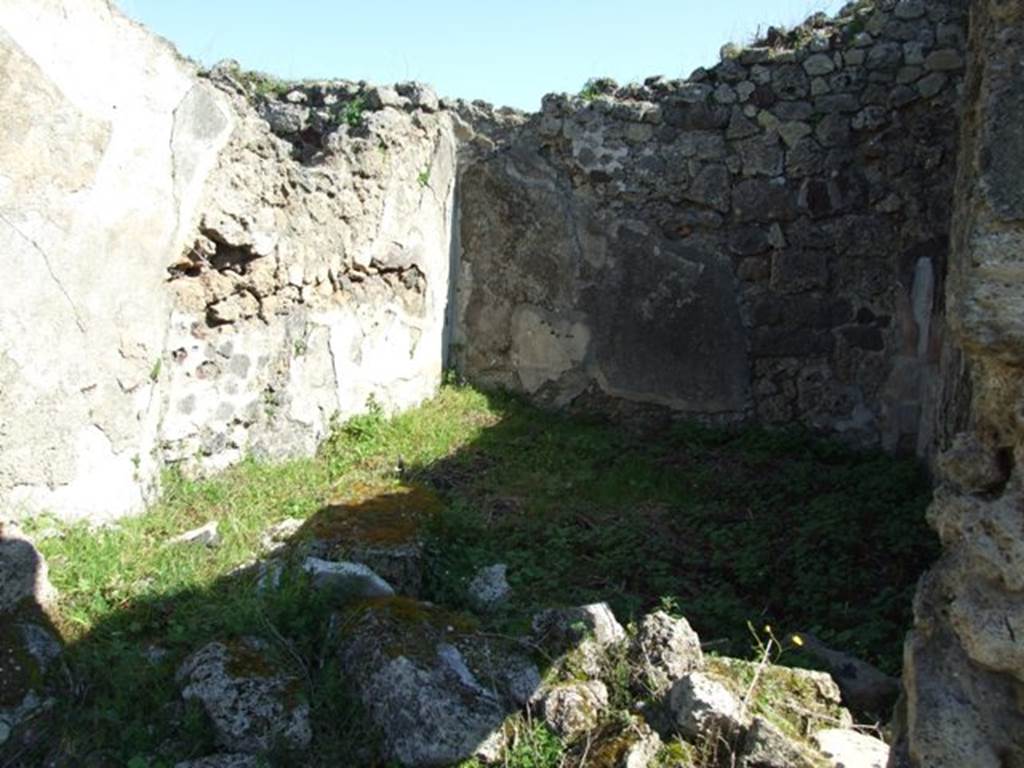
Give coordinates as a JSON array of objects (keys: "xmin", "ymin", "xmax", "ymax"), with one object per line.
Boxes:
[{"xmin": 117, "ymin": 0, "xmax": 846, "ymax": 111}]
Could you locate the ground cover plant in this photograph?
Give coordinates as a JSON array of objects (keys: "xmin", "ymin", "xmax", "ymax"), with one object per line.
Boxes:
[{"xmin": 14, "ymin": 382, "xmax": 937, "ymax": 766}]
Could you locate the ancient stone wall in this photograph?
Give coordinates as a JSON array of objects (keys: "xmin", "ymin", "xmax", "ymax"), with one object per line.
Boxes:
[
  {"xmin": 159, "ymin": 70, "xmax": 457, "ymax": 476},
  {"xmin": 0, "ymin": 2, "xmax": 457, "ymax": 518},
  {"xmin": 0, "ymin": 0, "xmax": 233, "ymax": 522},
  {"xmin": 454, "ymin": 0, "xmax": 968, "ymax": 451},
  {"xmin": 894, "ymin": 0, "xmax": 1024, "ymax": 764}
]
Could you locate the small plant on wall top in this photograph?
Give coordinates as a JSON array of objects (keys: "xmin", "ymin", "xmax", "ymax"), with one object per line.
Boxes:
[{"xmin": 343, "ymin": 95, "xmax": 367, "ymax": 127}]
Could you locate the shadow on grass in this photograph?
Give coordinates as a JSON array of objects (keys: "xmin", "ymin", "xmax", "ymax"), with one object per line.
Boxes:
[{"xmin": 1, "ymin": 386, "xmax": 939, "ymax": 767}]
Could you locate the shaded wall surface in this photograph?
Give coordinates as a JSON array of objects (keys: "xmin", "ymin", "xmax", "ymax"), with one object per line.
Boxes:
[
  {"xmin": 455, "ymin": 0, "xmax": 969, "ymax": 452},
  {"xmin": 893, "ymin": 0, "xmax": 1024, "ymax": 765}
]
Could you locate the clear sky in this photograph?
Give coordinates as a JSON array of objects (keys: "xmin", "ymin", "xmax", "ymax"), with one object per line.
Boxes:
[{"xmin": 116, "ymin": 0, "xmax": 847, "ymax": 111}]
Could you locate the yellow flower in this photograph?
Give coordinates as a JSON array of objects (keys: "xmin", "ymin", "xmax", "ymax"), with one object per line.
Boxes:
[{"xmin": 791, "ymin": 634, "xmax": 804, "ymax": 647}]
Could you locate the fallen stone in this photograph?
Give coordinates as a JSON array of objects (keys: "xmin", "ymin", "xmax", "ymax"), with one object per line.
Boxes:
[
  {"xmin": 338, "ymin": 597, "xmax": 536, "ymax": 766},
  {"xmin": 467, "ymin": 563, "xmax": 511, "ymax": 612},
  {"xmin": 813, "ymin": 728, "xmax": 889, "ymax": 768},
  {"xmin": 533, "ymin": 602, "xmax": 627, "ymax": 677},
  {"xmin": 302, "ymin": 557, "xmax": 395, "ymax": 599},
  {"xmin": 304, "ymin": 483, "xmax": 438, "ymax": 597},
  {"xmin": 532, "ymin": 603, "xmax": 626, "ymax": 648},
  {"xmin": 621, "ymin": 724, "xmax": 663, "ymax": 768},
  {"xmin": 738, "ymin": 716, "xmax": 821, "ymax": 768},
  {"xmin": 669, "ymin": 671, "xmax": 748, "ymax": 740},
  {"xmin": 790, "ymin": 633, "xmax": 899, "ymax": 714},
  {"xmin": 631, "ymin": 610, "xmax": 704, "ymax": 695},
  {"xmin": 707, "ymin": 656, "xmax": 853, "ymax": 732},
  {"xmin": 169, "ymin": 521, "xmax": 221, "ymax": 548},
  {"xmin": 578, "ymin": 717, "xmax": 663, "ymax": 768},
  {"xmin": 538, "ymin": 680, "xmax": 609, "ymax": 740},
  {"xmin": 176, "ymin": 639, "xmax": 311, "ymax": 754}
]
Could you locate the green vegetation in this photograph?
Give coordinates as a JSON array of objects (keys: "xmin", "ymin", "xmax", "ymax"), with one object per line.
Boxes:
[
  {"xmin": 21, "ymin": 383, "xmax": 936, "ymax": 765},
  {"xmin": 578, "ymin": 77, "xmax": 616, "ymax": 102},
  {"xmin": 418, "ymin": 167, "xmax": 431, "ymax": 187},
  {"xmin": 342, "ymin": 95, "xmax": 368, "ymax": 128}
]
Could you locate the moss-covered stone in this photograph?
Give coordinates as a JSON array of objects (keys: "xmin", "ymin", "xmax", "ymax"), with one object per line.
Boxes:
[
  {"xmin": 706, "ymin": 656, "xmax": 851, "ymax": 741},
  {"xmin": 308, "ymin": 481, "xmax": 442, "ymax": 548}
]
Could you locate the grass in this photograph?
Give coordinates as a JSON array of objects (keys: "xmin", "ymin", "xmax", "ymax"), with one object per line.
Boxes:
[{"xmin": 15, "ymin": 382, "xmax": 937, "ymax": 766}]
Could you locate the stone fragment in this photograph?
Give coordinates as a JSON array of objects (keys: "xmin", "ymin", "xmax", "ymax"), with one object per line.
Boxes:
[
  {"xmin": 669, "ymin": 672, "xmax": 747, "ymax": 740},
  {"xmin": 532, "ymin": 603, "xmax": 626, "ymax": 649},
  {"xmin": 707, "ymin": 656, "xmax": 852, "ymax": 732},
  {"xmin": 302, "ymin": 557, "xmax": 395, "ymax": 599},
  {"xmin": 631, "ymin": 611, "xmax": 704, "ymax": 695},
  {"xmin": 339, "ymin": 599, "xmax": 530, "ymax": 765},
  {"xmin": 176, "ymin": 640, "xmax": 312, "ymax": 754},
  {"xmin": 789, "ymin": 632, "xmax": 898, "ymax": 713},
  {"xmin": 467, "ymin": 563, "xmax": 511, "ymax": 612},
  {"xmin": 738, "ymin": 717, "xmax": 820, "ymax": 767},
  {"xmin": 538, "ymin": 680, "xmax": 608, "ymax": 740},
  {"xmin": 814, "ymin": 728, "xmax": 890, "ymax": 768},
  {"xmin": 169, "ymin": 521, "xmax": 221, "ymax": 548},
  {"xmin": 623, "ymin": 726, "xmax": 663, "ymax": 768}
]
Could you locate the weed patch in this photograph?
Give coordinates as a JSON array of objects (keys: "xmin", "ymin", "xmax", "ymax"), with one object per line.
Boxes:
[{"xmin": 20, "ymin": 383, "xmax": 935, "ymax": 764}]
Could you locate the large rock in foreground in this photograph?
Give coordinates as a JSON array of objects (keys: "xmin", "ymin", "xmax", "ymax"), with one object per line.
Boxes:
[
  {"xmin": 176, "ymin": 639, "xmax": 311, "ymax": 755},
  {"xmin": 337, "ymin": 597, "xmax": 541, "ymax": 766}
]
